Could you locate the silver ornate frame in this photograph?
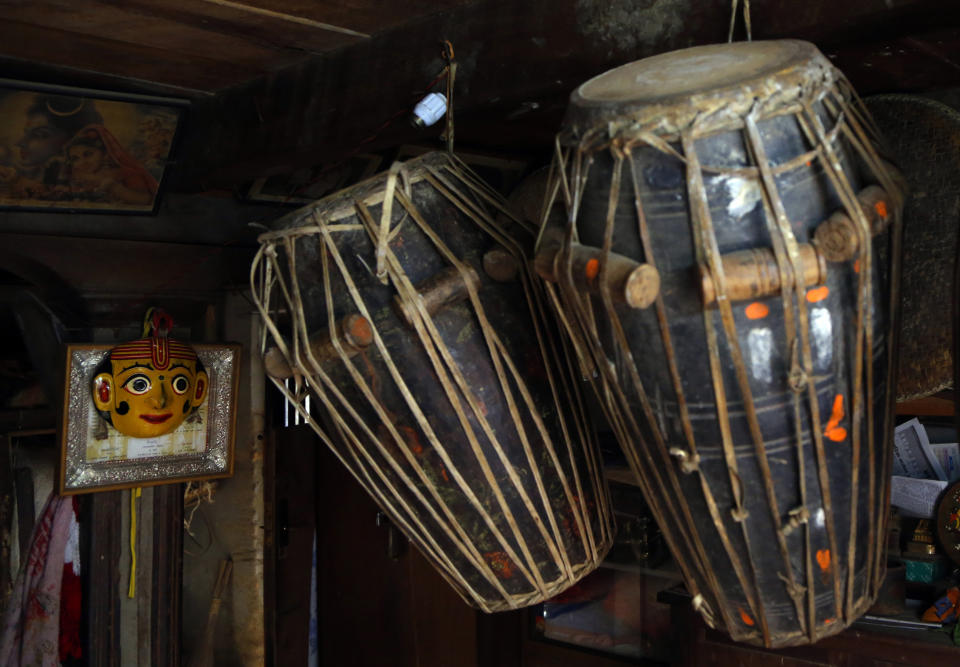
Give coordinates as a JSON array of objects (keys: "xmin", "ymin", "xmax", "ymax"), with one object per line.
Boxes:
[{"xmin": 59, "ymin": 343, "xmax": 240, "ymax": 494}]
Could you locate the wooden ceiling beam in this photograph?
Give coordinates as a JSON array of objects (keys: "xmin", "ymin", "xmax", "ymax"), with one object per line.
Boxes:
[
  {"xmin": 0, "ymin": 55, "xmax": 215, "ymax": 100},
  {"xmin": 195, "ymin": 0, "xmax": 370, "ymax": 38},
  {"xmin": 0, "ymin": 233, "xmax": 254, "ymax": 298},
  {"xmin": 188, "ymin": 0, "xmax": 483, "ymax": 37},
  {"xmin": 0, "ymin": 19, "xmax": 263, "ymax": 92},
  {"xmin": 0, "ymin": 1, "xmax": 311, "ymax": 76},
  {"xmin": 98, "ymin": 0, "xmax": 364, "ymax": 55}
]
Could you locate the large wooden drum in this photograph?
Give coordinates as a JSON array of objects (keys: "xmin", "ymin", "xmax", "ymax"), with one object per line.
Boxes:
[
  {"xmin": 251, "ymin": 152, "xmax": 613, "ymax": 612},
  {"xmin": 535, "ymin": 41, "xmax": 903, "ymax": 646}
]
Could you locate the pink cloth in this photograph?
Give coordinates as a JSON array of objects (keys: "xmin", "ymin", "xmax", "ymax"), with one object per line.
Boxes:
[{"xmin": 0, "ymin": 494, "xmax": 78, "ymax": 667}]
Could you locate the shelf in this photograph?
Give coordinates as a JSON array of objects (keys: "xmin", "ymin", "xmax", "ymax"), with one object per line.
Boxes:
[{"xmin": 897, "ymin": 391, "xmax": 956, "ymax": 417}]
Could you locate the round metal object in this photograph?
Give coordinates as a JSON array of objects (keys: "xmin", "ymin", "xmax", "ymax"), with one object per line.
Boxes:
[{"xmin": 936, "ymin": 480, "xmax": 960, "ymax": 566}]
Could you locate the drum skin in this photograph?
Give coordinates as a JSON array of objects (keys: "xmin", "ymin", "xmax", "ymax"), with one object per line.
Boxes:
[
  {"xmin": 252, "ymin": 152, "xmax": 613, "ymax": 612},
  {"xmin": 539, "ymin": 41, "xmax": 903, "ymax": 647}
]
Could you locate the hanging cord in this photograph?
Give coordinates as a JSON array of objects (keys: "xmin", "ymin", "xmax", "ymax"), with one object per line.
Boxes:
[
  {"xmin": 728, "ymin": 0, "xmax": 752, "ymax": 42},
  {"xmin": 269, "ymin": 50, "xmax": 456, "ymax": 209},
  {"xmin": 184, "ymin": 480, "xmax": 219, "ymax": 537},
  {"xmin": 442, "ymin": 40, "xmax": 457, "ymax": 154},
  {"xmin": 127, "ymin": 309, "xmax": 172, "ymax": 597},
  {"xmin": 128, "ymin": 486, "xmax": 142, "ymax": 598},
  {"xmin": 374, "ymin": 161, "xmax": 409, "ymax": 283}
]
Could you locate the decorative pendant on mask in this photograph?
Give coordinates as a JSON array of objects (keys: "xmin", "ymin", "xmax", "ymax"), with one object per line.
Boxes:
[{"xmin": 91, "ymin": 308, "xmax": 209, "ymax": 438}]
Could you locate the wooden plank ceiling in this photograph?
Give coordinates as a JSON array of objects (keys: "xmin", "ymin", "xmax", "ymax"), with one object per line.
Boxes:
[
  {"xmin": 1, "ymin": 0, "xmax": 960, "ymax": 190},
  {"xmin": 178, "ymin": 0, "xmax": 960, "ymax": 189},
  {"xmin": 0, "ymin": 0, "xmax": 479, "ymax": 93}
]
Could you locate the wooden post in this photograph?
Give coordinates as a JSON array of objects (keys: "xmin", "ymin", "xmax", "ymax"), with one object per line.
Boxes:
[
  {"xmin": 701, "ymin": 185, "xmax": 892, "ymax": 305},
  {"xmin": 534, "ymin": 227, "xmax": 660, "ymax": 309},
  {"xmin": 700, "ymin": 244, "xmax": 827, "ymax": 305},
  {"xmin": 85, "ymin": 491, "xmax": 123, "ymax": 667},
  {"xmin": 263, "ymin": 313, "xmax": 374, "ymax": 380},
  {"xmin": 152, "ymin": 484, "xmax": 183, "ymax": 667},
  {"xmin": 393, "ymin": 265, "xmax": 481, "ymax": 328}
]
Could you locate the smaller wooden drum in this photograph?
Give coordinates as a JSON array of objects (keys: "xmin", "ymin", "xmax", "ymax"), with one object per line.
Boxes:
[{"xmin": 252, "ymin": 152, "xmax": 613, "ymax": 612}]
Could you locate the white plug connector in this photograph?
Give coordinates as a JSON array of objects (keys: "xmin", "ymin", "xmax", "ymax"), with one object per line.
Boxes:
[{"xmin": 411, "ymin": 92, "xmax": 447, "ymax": 128}]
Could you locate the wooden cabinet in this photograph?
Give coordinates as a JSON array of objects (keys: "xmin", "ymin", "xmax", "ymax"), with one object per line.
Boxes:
[
  {"xmin": 517, "ymin": 580, "xmax": 960, "ymax": 666},
  {"xmin": 668, "ymin": 600, "xmax": 960, "ymax": 666}
]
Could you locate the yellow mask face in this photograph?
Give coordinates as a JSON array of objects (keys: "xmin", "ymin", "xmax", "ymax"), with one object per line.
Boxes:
[{"xmin": 92, "ymin": 337, "xmax": 208, "ymax": 438}]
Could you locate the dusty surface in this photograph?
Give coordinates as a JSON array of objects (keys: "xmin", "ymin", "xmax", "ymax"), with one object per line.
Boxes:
[
  {"xmin": 866, "ymin": 95, "xmax": 959, "ymax": 400},
  {"xmin": 575, "ymin": 0, "xmax": 688, "ymax": 56}
]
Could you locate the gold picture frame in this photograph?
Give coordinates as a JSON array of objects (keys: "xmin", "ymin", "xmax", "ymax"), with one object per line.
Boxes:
[
  {"xmin": 0, "ymin": 79, "xmax": 185, "ymax": 214},
  {"xmin": 58, "ymin": 343, "xmax": 240, "ymax": 494}
]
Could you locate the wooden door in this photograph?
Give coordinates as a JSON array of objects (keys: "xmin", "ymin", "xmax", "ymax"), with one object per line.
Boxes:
[{"xmin": 272, "ymin": 425, "xmax": 482, "ymax": 667}]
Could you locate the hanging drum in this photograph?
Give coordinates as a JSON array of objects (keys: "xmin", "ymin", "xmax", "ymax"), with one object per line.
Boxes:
[
  {"xmin": 252, "ymin": 152, "xmax": 613, "ymax": 612},
  {"xmin": 535, "ymin": 40, "xmax": 903, "ymax": 647}
]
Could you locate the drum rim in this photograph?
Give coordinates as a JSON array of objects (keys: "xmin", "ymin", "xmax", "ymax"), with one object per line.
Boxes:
[
  {"xmin": 565, "ymin": 39, "xmax": 841, "ymax": 139},
  {"xmin": 262, "ymin": 151, "xmax": 454, "ymax": 238}
]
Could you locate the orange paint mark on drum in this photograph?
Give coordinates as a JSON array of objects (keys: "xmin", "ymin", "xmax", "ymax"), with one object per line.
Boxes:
[
  {"xmin": 349, "ymin": 315, "xmax": 373, "ymax": 345},
  {"xmin": 825, "ymin": 394, "xmax": 847, "ymax": 442},
  {"xmin": 585, "ymin": 258, "xmax": 600, "ymax": 280},
  {"xmin": 745, "ymin": 302, "xmax": 769, "ymax": 320},
  {"xmin": 806, "ymin": 286, "xmax": 829, "ymax": 303},
  {"xmin": 816, "ymin": 549, "xmax": 831, "ymax": 572},
  {"xmin": 874, "ymin": 200, "xmax": 888, "ymax": 219},
  {"xmin": 739, "ymin": 607, "xmax": 755, "ymax": 626},
  {"xmin": 400, "ymin": 425, "xmax": 424, "ymax": 455},
  {"xmin": 827, "ymin": 427, "xmax": 847, "ymax": 442},
  {"xmin": 484, "ymin": 551, "xmax": 514, "ymax": 579},
  {"xmin": 854, "ymin": 259, "xmax": 860, "ymax": 273}
]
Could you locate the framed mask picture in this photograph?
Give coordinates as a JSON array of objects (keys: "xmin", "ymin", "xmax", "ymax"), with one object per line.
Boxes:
[{"xmin": 58, "ymin": 342, "xmax": 240, "ymax": 494}]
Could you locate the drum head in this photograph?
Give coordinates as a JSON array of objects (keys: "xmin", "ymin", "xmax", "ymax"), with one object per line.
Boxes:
[
  {"xmin": 575, "ymin": 40, "xmax": 817, "ymax": 105},
  {"xmin": 865, "ymin": 95, "xmax": 960, "ymax": 401},
  {"xmin": 566, "ymin": 40, "xmax": 837, "ymax": 136}
]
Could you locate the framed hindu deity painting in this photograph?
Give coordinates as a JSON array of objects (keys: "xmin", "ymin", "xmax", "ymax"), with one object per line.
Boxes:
[
  {"xmin": 58, "ymin": 342, "xmax": 240, "ymax": 494},
  {"xmin": 0, "ymin": 79, "xmax": 186, "ymax": 214},
  {"xmin": 246, "ymin": 152, "xmax": 384, "ymax": 205}
]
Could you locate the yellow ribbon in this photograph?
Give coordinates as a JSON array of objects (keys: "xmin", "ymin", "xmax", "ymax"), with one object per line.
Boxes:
[{"xmin": 128, "ymin": 487, "xmax": 142, "ymax": 598}]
